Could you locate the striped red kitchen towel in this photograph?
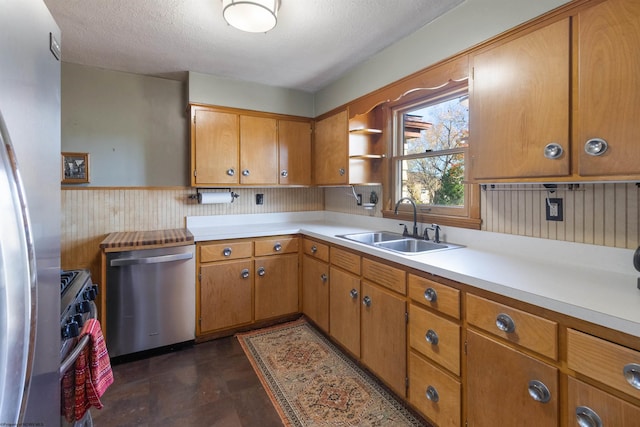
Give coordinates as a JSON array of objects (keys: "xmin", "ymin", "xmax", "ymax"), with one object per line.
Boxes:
[{"xmin": 62, "ymin": 318, "xmax": 114, "ymax": 421}]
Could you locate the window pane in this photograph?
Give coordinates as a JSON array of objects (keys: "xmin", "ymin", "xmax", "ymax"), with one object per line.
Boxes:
[
  {"xmin": 400, "ymin": 152, "xmax": 465, "ymax": 207},
  {"xmin": 403, "ymin": 96, "xmax": 469, "ymax": 155}
]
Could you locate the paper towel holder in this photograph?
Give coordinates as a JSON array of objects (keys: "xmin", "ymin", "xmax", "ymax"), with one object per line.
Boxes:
[{"xmin": 190, "ymin": 188, "xmax": 240, "ymax": 203}]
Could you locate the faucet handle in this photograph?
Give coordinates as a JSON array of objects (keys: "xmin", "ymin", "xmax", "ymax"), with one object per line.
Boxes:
[
  {"xmin": 399, "ymin": 223, "xmax": 409, "ymax": 237},
  {"xmin": 431, "ymin": 224, "xmax": 441, "ymax": 243}
]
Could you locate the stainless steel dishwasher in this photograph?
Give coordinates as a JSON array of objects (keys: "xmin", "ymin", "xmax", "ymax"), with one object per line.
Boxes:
[{"xmin": 106, "ymin": 244, "xmax": 195, "ymax": 358}]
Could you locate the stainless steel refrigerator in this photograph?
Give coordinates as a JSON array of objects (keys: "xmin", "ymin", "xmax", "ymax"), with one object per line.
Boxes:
[{"xmin": 0, "ymin": 0, "xmax": 61, "ymax": 424}]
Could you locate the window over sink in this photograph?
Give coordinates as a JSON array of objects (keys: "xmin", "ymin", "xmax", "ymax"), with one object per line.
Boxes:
[{"xmin": 384, "ymin": 84, "xmax": 481, "ymax": 229}]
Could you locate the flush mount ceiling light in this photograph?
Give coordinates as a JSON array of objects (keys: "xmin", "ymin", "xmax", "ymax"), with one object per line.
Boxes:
[{"xmin": 222, "ymin": 0, "xmax": 280, "ymax": 33}]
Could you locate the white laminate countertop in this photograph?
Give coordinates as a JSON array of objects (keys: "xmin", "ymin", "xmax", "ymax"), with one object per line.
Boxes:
[{"xmin": 187, "ymin": 211, "xmax": 640, "ymax": 338}]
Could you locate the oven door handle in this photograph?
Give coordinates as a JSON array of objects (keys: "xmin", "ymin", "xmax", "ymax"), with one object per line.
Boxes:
[
  {"xmin": 59, "ymin": 300, "xmax": 97, "ymax": 379},
  {"xmin": 109, "ymin": 251, "xmax": 193, "ymax": 267}
]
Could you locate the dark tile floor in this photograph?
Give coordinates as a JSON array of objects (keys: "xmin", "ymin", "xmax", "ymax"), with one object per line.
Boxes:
[{"xmin": 91, "ymin": 337, "xmax": 283, "ymax": 427}]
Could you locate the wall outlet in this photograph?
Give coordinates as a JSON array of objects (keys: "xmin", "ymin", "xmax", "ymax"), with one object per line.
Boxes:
[
  {"xmin": 545, "ymin": 198, "xmax": 563, "ymax": 221},
  {"xmin": 256, "ymin": 193, "xmax": 264, "ymax": 205}
]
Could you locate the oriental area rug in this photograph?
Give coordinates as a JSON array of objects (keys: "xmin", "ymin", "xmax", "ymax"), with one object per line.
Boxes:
[{"xmin": 236, "ymin": 318, "xmax": 428, "ymax": 426}]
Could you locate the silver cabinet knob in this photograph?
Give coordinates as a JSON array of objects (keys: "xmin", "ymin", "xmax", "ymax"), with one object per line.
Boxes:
[
  {"xmin": 242, "ymin": 169, "xmax": 250, "ymax": 176},
  {"xmin": 311, "ymin": 245, "xmax": 317, "ymax": 253},
  {"xmin": 544, "ymin": 143, "xmax": 564, "ymax": 159},
  {"xmin": 576, "ymin": 406, "xmax": 603, "ymax": 427},
  {"xmin": 241, "ymin": 268, "xmax": 250, "ymax": 279},
  {"xmin": 425, "ymin": 329, "xmax": 439, "ymax": 345},
  {"xmin": 425, "ymin": 385, "xmax": 439, "ymax": 403},
  {"xmin": 349, "ymin": 288, "xmax": 358, "ymax": 299},
  {"xmin": 274, "ymin": 243, "xmax": 282, "ymax": 252},
  {"xmin": 584, "ymin": 138, "xmax": 608, "ymax": 156},
  {"xmin": 362, "ymin": 296, "xmax": 372, "ymax": 307},
  {"xmin": 223, "ymin": 247, "xmax": 232, "ymax": 257},
  {"xmin": 496, "ymin": 313, "xmax": 516, "ymax": 333},
  {"xmin": 257, "ymin": 266, "xmax": 266, "ymax": 277},
  {"xmin": 424, "ymin": 287, "xmax": 437, "ymax": 302},
  {"xmin": 528, "ymin": 380, "xmax": 551, "ymax": 403},
  {"xmin": 338, "ymin": 168, "xmax": 345, "ymax": 176},
  {"xmin": 226, "ymin": 168, "xmax": 235, "ymax": 176},
  {"xmin": 320, "ymin": 273, "xmax": 328, "ymax": 282},
  {"xmin": 281, "ymin": 169, "xmax": 288, "ymax": 177},
  {"xmin": 623, "ymin": 363, "xmax": 640, "ymax": 390}
]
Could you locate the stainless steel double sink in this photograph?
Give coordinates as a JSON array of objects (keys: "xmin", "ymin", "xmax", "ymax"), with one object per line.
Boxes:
[{"xmin": 336, "ymin": 231, "xmax": 463, "ymax": 255}]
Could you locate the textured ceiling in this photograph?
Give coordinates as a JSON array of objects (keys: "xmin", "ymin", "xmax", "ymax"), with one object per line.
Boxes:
[{"xmin": 43, "ymin": 0, "xmax": 463, "ymax": 92}]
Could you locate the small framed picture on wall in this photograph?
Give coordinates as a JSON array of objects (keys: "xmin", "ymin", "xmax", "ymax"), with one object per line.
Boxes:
[{"xmin": 61, "ymin": 152, "xmax": 90, "ymax": 184}]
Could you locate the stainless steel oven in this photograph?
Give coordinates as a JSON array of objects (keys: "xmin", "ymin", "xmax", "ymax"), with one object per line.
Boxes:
[{"xmin": 59, "ymin": 269, "xmax": 100, "ymax": 427}]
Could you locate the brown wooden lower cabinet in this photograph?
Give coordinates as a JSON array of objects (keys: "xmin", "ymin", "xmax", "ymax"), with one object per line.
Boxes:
[
  {"xmin": 254, "ymin": 253, "xmax": 298, "ymax": 321},
  {"xmin": 329, "ymin": 266, "xmax": 361, "ymax": 358},
  {"xmin": 361, "ymin": 281, "xmax": 407, "ymax": 397},
  {"xmin": 199, "ymin": 259, "xmax": 253, "ymax": 333},
  {"xmin": 466, "ymin": 330, "xmax": 559, "ymax": 426},
  {"xmin": 301, "ymin": 254, "xmax": 329, "ymax": 332}
]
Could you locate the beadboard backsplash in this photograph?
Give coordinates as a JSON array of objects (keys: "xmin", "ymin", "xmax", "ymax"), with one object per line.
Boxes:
[
  {"xmin": 62, "ymin": 183, "xmax": 639, "ymax": 281},
  {"xmin": 324, "ymin": 183, "xmax": 640, "ymax": 250},
  {"xmin": 61, "ymin": 187, "xmax": 323, "ymax": 275}
]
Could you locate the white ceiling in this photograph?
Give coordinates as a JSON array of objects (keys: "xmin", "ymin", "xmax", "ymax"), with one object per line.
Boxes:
[{"xmin": 43, "ymin": 0, "xmax": 463, "ymax": 93}]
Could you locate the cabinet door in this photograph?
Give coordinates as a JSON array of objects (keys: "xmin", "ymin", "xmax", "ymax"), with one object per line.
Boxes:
[
  {"xmin": 470, "ymin": 19, "xmax": 570, "ymax": 180},
  {"xmin": 255, "ymin": 254, "xmax": 299, "ymax": 321},
  {"xmin": 329, "ymin": 266, "xmax": 360, "ymax": 358},
  {"xmin": 567, "ymin": 377, "xmax": 640, "ymax": 427},
  {"xmin": 192, "ymin": 109, "xmax": 239, "ymax": 185},
  {"xmin": 302, "ymin": 255, "xmax": 329, "ymax": 332},
  {"xmin": 466, "ymin": 330, "xmax": 558, "ymax": 427},
  {"xmin": 577, "ymin": 0, "xmax": 640, "ymax": 177},
  {"xmin": 240, "ymin": 115, "xmax": 277, "ymax": 184},
  {"xmin": 199, "ymin": 259, "xmax": 252, "ymax": 333},
  {"xmin": 361, "ymin": 281, "xmax": 407, "ymax": 397},
  {"xmin": 279, "ymin": 120, "xmax": 311, "ymax": 185},
  {"xmin": 314, "ymin": 110, "xmax": 348, "ymax": 185}
]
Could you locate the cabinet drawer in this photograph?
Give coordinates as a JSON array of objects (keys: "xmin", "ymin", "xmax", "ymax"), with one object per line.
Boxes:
[
  {"xmin": 409, "ymin": 352, "xmax": 461, "ymax": 427},
  {"xmin": 303, "ymin": 239, "xmax": 329, "ymax": 262},
  {"xmin": 330, "ymin": 247, "xmax": 361, "ymax": 275},
  {"xmin": 255, "ymin": 236, "xmax": 299, "ymax": 256},
  {"xmin": 410, "ymin": 304, "xmax": 460, "ymax": 376},
  {"xmin": 567, "ymin": 329, "xmax": 640, "ymax": 401},
  {"xmin": 200, "ymin": 241, "xmax": 253, "ymax": 262},
  {"xmin": 466, "ymin": 294, "xmax": 558, "ymax": 360},
  {"xmin": 408, "ymin": 274, "xmax": 460, "ymax": 319},
  {"xmin": 362, "ymin": 258, "xmax": 406, "ymax": 295},
  {"xmin": 567, "ymin": 377, "xmax": 640, "ymax": 426}
]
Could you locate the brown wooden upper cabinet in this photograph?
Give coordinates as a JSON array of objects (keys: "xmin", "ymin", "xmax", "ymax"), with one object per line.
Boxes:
[
  {"xmin": 469, "ymin": 0, "xmax": 640, "ymax": 182},
  {"xmin": 313, "ymin": 109, "xmax": 349, "ymax": 185},
  {"xmin": 190, "ymin": 104, "xmax": 311, "ymax": 187},
  {"xmin": 469, "ymin": 18, "xmax": 571, "ymax": 181}
]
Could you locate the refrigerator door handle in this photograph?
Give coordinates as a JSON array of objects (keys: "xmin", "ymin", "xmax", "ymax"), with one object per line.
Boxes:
[{"xmin": 0, "ymin": 110, "xmax": 38, "ymax": 425}]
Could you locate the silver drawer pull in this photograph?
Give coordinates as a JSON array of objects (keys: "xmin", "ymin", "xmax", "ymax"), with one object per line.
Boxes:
[
  {"xmin": 623, "ymin": 363, "xmax": 640, "ymax": 390},
  {"xmin": 320, "ymin": 273, "xmax": 328, "ymax": 282},
  {"xmin": 257, "ymin": 267, "xmax": 266, "ymax": 277},
  {"xmin": 274, "ymin": 243, "xmax": 282, "ymax": 252},
  {"xmin": 311, "ymin": 245, "xmax": 317, "ymax": 253},
  {"xmin": 349, "ymin": 288, "xmax": 358, "ymax": 299},
  {"xmin": 543, "ymin": 142, "xmax": 564, "ymax": 159},
  {"xmin": 281, "ymin": 169, "xmax": 288, "ymax": 177},
  {"xmin": 424, "ymin": 287, "xmax": 437, "ymax": 302},
  {"xmin": 425, "ymin": 385, "xmax": 439, "ymax": 403},
  {"xmin": 338, "ymin": 168, "xmax": 345, "ymax": 176},
  {"xmin": 528, "ymin": 380, "xmax": 551, "ymax": 403},
  {"xmin": 584, "ymin": 138, "xmax": 608, "ymax": 156},
  {"xmin": 362, "ymin": 296, "xmax": 372, "ymax": 307},
  {"xmin": 425, "ymin": 329, "xmax": 439, "ymax": 345},
  {"xmin": 223, "ymin": 247, "xmax": 232, "ymax": 257},
  {"xmin": 496, "ymin": 313, "xmax": 516, "ymax": 333},
  {"xmin": 576, "ymin": 406, "xmax": 602, "ymax": 427},
  {"xmin": 241, "ymin": 268, "xmax": 250, "ymax": 279},
  {"xmin": 226, "ymin": 168, "xmax": 235, "ymax": 176}
]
